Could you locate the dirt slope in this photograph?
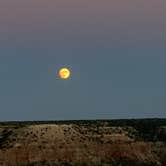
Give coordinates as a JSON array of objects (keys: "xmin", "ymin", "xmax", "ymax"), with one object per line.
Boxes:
[{"xmin": 0, "ymin": 123, "xmax": 165, "ymax": 166}]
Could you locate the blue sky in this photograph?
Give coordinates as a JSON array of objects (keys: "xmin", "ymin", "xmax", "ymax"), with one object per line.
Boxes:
[{"xmin": 0, "ymin": 0, "xmax": 166, "ymax": 120}]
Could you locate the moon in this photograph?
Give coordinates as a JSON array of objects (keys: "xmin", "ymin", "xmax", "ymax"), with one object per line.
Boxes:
[{"xmin": 59, "ymin": 68, "xmax": 71, "ymax": 79}]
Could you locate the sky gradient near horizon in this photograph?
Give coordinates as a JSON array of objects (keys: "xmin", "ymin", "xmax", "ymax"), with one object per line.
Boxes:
[{"xmin": 0, "ymin": 0, "xmax": 166, "ymax": 120}]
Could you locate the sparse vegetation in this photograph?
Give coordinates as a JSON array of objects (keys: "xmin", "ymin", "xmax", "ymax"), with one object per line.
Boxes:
[{"xmin": 0, "ymin": 119, "xmax": 165, "ymax": 166}]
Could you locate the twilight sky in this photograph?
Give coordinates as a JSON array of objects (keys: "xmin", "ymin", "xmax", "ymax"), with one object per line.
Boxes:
[{"xmin": 0, "ymin": 0, "xmax": 166, "ymax": 120}]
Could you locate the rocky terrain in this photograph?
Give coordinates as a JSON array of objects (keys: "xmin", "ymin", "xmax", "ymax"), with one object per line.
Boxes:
[{"xmin": 0, "ymin": 119, "xmax": 166, "ymax": 166}]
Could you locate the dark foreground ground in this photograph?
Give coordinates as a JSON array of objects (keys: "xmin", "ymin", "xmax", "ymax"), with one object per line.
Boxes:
[{"xmin": 0, "ymin": 119, "xmax": 166, "ymax": 166}]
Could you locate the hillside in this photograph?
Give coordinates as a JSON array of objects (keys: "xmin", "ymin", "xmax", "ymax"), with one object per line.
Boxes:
[{"xmin": 0, "ymin": 119, "xmax": 166, "ymax": 166}]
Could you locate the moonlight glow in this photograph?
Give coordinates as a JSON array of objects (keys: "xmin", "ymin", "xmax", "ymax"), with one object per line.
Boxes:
[{"xmin": 59, "ymin": 68, "xmax": 71, "ymax": 79}]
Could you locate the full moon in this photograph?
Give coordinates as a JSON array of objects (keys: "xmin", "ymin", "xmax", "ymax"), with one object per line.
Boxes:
[{"xmin": 59, "ymin": 68, "xmax": 71, "ymax": 79}]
